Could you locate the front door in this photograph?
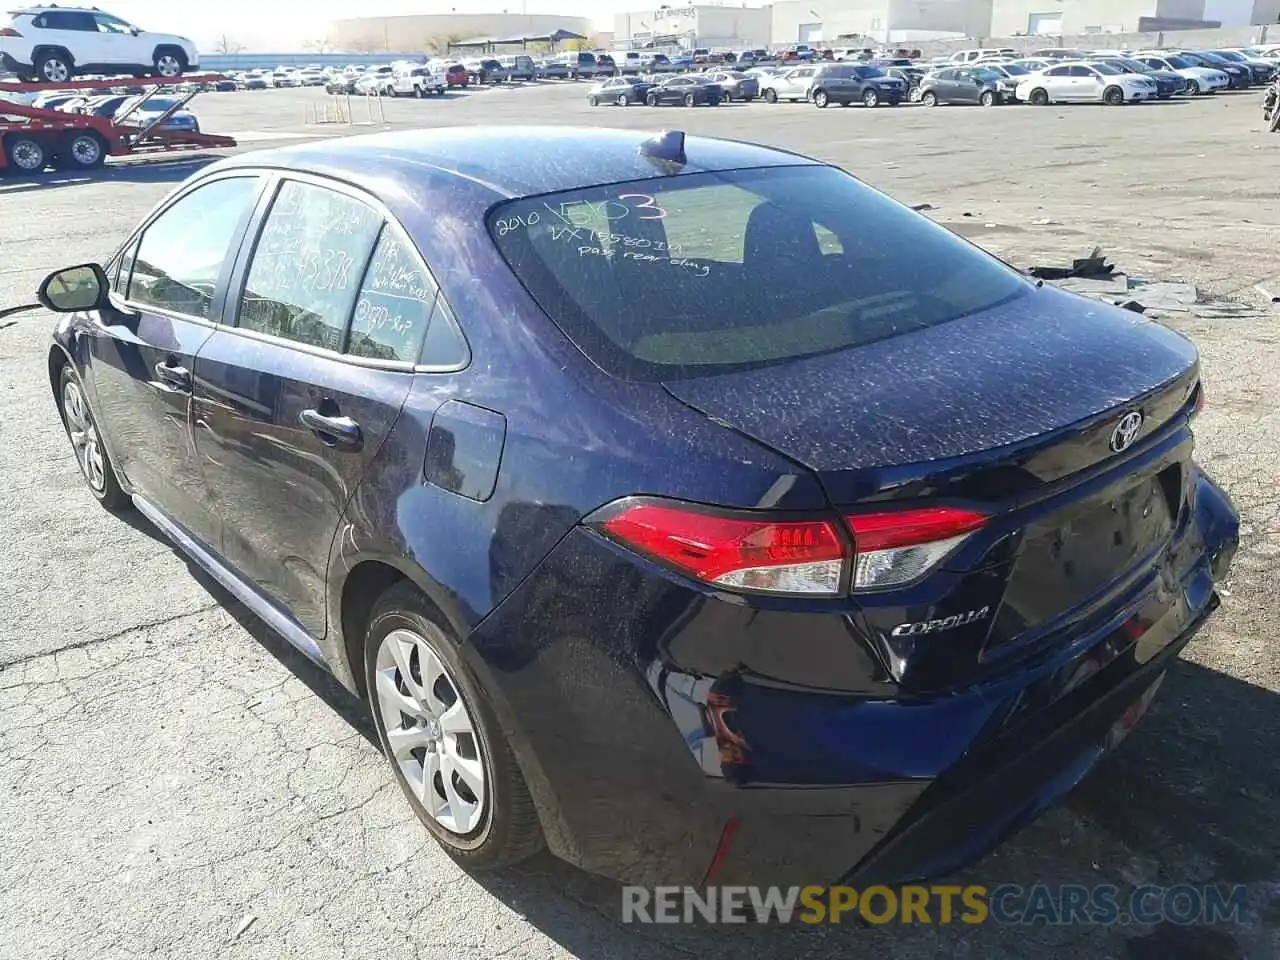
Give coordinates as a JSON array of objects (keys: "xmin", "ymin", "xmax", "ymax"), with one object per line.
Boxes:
[
  {"xmin": 89, "ymin": 10, "xmax": 142, "ymax": 66},
  {"xmin": 192, "ymin": 177, "xmax": 435, "ymax": 634},
  {"xmin": 86, "ymin": 174, "xmax": 265, "ymax": 549}
]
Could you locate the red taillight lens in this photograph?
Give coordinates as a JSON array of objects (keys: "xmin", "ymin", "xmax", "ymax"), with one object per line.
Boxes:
[
  {"xmin": 599, "ymin": 501, "xmax": 846, "ymax": 596},
  {"xmin": 0, "ymin": 27, "xmax": 22, "ymax": 37},
  {"xmin": 846, "ymin": 507, "xmax": 986, "ymax": 591}
]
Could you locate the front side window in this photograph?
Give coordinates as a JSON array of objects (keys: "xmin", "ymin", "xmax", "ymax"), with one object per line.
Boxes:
[
  {"xmin": 94, "ymin": 13, "xmax": 134, "ymax": 34},
  {"xmin": 489, "ymin": 165, "xmax": 1027, "ymax": 381},
  {"xmin": 237, "ymin": 180, "xmax": 383, "ymax": 350},
  {"xmin": 127, "ymin": 177, "xmax": 261, "ymax": 318}
]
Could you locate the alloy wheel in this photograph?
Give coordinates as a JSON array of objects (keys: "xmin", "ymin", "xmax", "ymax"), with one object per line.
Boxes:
[
  {"xmin": 62, "ymin": 379, "xmax": 107, "ymax": 492},
  {"xmin": 374, "ymin": 627, "xmax": 486, "ymax": 835},
  {"xmin": 43, "ymin": 59, "xmax": 69, "ymax": 82},
  {"xmin": 156, "ymin": 55, "xmax": 182, "ymax": 77}
]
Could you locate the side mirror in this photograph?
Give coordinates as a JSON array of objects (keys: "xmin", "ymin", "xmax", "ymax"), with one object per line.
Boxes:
[{"xmin": 37, "ymin": 263, "xmax": 108, "ymax": 313}]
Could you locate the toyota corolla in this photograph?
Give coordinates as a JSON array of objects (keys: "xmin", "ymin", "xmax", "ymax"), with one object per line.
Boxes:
[{"xmin": 39, "ymin": 127, "xmax": 1238, "ymax": 887}]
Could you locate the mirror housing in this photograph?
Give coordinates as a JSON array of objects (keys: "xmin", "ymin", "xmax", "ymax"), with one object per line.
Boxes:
[{"xmin": 37, "ymin": 263, "xmax": 109, "ymax": 313}]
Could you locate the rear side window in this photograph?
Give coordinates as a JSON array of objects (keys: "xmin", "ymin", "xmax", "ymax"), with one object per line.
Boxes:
[
  {"xmin": 237, "ymin": 180, "xmax": 383, "ymax": 350},
  {"xmin": 348, "ymin": 229, "xmax": 438, "ymax": 362},
  {"xmin": 488, "ymin": 165, "xmax": 1026, "ymax": 381},
  {"xmin": 127, "ymin": 176, "xmax": 261, "ymax": 318}
]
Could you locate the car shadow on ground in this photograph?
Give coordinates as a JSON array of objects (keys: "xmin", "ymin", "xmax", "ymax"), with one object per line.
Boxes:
[
  {"xmin": 0, "ymin": 154, "xmax": 218, "ymax": 195},
  {"xmin": 134, "ymin": 502, "xmax": 1280, "ymax": 956}
]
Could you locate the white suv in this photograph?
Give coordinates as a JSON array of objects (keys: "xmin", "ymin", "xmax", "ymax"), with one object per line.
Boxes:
[
  {"xmin": 391, "ymin": 63, "xmax": 447, "ymax": 97},
  {"xmin": 0, "ymin": 5, "xmax": 199, "ymax": 83}
]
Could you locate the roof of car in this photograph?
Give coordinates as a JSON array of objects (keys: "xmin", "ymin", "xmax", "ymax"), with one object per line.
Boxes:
[{"xmin": 210, "ymin": 126, "xmax": 819, "ymax": 200}]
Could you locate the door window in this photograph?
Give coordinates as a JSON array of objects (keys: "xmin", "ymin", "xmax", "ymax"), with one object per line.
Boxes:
[
  {"xmin": 126, "ymin": 176, "xmax": 261, "ymax": 319},
  {"xmin": 94, "ymin": 13, "xmax": 134, "ymax": 34},
  {"xmin": 1068, "ymin": 66, "xmax": 1093, "ymax": 77},
  {"xmin": 237, "ymin": 180, "xmax": 384, "ymax": 350}
]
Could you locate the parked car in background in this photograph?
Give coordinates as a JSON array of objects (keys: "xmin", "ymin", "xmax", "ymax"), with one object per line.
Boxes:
[
  {"xmin": 1030, "ymin": 47, "xmax": 1088, "ymax": 60},
  {"xmin": 271, "ymin": 70, "xmax": 297, "ymax": 88},
  {"xmin": 498, "ymin": 54, "xmax": 536, "ymax": 82},
  {"xmin": 1016, "ymin": 61, "xmax": 1158, "ymax": 105},
  {"xmin": 558, "ymin": 51, "xmax": 602, "ymax": 78},
  {"xmin": 644, "ymin": 73, "xmax": 722, "ymax": 105},
  {"xmin": 297, "ymin": 69, "xmax": 327, "ymax": 87},
  {"xmin": 39, "ymin": 125, "xmax": 1236, "ymax": 893},
  {"xmin": 1172, "ymin": 50, "xmax": 1250, "ymax": 88},
  {"xmin": 587, "ymin": 75, "xmax": 654, "ymax": 106},
  {"xmin": 465, "ymin": 59, "xmax": 508, "ymax": 84},
  {"xmin": 670, "ymin": 54, "xmax": 695, "ymax": 72},
  {"xmin": 1206, "ymin": 48, "xmax": 1274, "ymax": 83},
  {"xmin": 596, "ymin": 53, "xmax": 617, "ymax": 76},
  {"xmin": 946, "ymin": 47, "xmax": 1016, "ymax": 65},
  {"xmin": 809, "ymin": 63, "xmax": 906, "ymax": 107},
  {"xmin": 760, "ymin": 64, "xmax": 820, "ymax": 102},
  {"xmin": 1097, "ymin": 57, "xmax": 1185, "ymax": 97},
  {"xmin": 638, "ymin": 52, "xmax": 674, "ymax": 74},
  {"xmin": 445, "ymin": 63, "xmax": 470, "ymax": 87},
  {"xmin": 0, "ymin": 4, "xmax": 199, "ymax": 82},
  {"xmin": 1133, "ymin": 53, "xmax": 1229, "ymax": 95},
  {"xmin": 391, "ymin": 64, "xmax": 447, "ymax": 97},
  {"xmin": 242, "ymin": 71, "xmax": 269, "ymax": 90},
  {"xmin": 700, "ymin": 69, "xmax": 758, "ymax": 101},
  {"xmin": 918, "ymin": 66, "xmax": 1013, "ymax": 106}
]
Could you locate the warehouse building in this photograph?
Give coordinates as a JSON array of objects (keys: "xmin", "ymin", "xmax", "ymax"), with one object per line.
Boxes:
[
  {"xmin": 770, "ymin": 0, "xmax": 1279, "ymax": 44},
  {"xmin": 328, "ymin": 12, "xmax": 596, "ymax": 53},
  {"xmin": 612, "ymin": 5, "xmax": 772, "ymax": 50}
]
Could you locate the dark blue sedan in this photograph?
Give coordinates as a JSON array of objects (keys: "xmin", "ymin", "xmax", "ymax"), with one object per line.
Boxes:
[
  {"xmin": 38, "ymin": 127, "xmax": 1238, "ymax": 888},
  {"xmin": 645, "ymin": 74, "xmax": 723, "ymax": 106}
]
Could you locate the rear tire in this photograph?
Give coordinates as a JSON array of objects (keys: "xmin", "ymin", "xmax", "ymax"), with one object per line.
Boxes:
[
  {"xmin": 617, "ymin": 93, "xmax": 630, "ymax": 106},
  {"xmin": 60, "ymin": 131, "xmax": 106, "ymax": 170},
  {"xmin": 364, "ymin": 582, "xmax": 544, "ymax": 871},
  {"xmin": 814, "ymin": 89, "xmax": 829, "ymax": 107},
  {"xmin": 35, "ymin": 49, "xmax": 74, "ymax": 84},
  {"xmin": 646, "ymin": 93, "xmax": 659, "ymax": 106}
]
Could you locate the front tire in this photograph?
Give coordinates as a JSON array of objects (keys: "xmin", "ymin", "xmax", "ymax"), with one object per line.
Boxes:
[
  {"xmin": 683, "ymin": 92, "xmax": 696, "ymax": 107},
  {"xmin": 646, "ymin": 92, "xmax": 659, "ymax": 106},
  {"xmin": 58, "ymin": 364, "xmax": 130, "ymax": 513},
  {"xmin": 1029, "ymin": 87, "xmax": 1049, "ymax": 105},
  {"xmin": 152, "ymin": 47, "xmax": 187, "ymax": 78},
  {"xmin": 617, "ymin": 93, "xmax": 630, "ymax": 106},
  {"xmin": 862, "ymin": 87, "xmax": 879, "ymax": 107},
  {"xmin": 921, "ymin": 90, "xmax": 938, "ymax": 107},
  {"xmin": 1103, "ymin": 85, "xmax": 1124, "ymax": 106},
  {"xmin": 588, "ymin": 94, "xmax": 599, "ymax": 106},
  {"xmin": 1185, "ymin": 79, "xmax": 1200, "ymax": 96},
  {"xmin": 364, "ymin": 583, "xmax": 543, "ymax": 870},
  {"xmin": 764, "ymin": 87, "xmax": 778, "ymax": 103},
  {"xmin": 980, "ymin": 90, "xmax": 996, "ymax": 106}
]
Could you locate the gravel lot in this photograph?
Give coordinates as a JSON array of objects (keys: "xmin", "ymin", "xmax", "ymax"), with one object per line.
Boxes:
[{"xmin": 2, "ymin": 81, "xmax": 1279, "ymax": 960}]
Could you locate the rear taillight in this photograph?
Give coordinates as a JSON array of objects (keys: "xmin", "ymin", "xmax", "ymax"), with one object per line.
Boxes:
[
  {"xmin": 598, "ymin": 501, "xmax": 846, "ymax": 595},
  {"xmin": 0, "ymin": 27, "xmax": 22, "ymax": 36},
  {"xmin": 845, "ymin": 507, "xmax": 986, "ymax": 590},
  {"xmin": 1192, "ymin": 381, "xmax": 1205, "ymax": 418},
  {"xmin": 594, "ymin": 499, "xmax": 986, "ymax": 596}
]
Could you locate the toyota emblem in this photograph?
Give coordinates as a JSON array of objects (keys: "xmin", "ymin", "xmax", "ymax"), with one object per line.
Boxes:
[{"xmin": 1110, "ymin": 410, "xmax": 1144, "ymax": 453}]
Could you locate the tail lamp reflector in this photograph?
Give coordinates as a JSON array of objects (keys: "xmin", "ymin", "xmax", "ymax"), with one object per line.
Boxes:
[
  {"xmin": 599, "ymin": 503, "xmax": 845, "ymax": 596},
  {"xmin": 846, "ymin": 507, "xmax": 987, "ymax": 591}
]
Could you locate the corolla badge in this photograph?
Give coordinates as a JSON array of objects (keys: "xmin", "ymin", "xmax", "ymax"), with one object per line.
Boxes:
[
  {"xmin": 890, "ymin": 606, "xmax": 991, "ymax": 637},
  {"xmin": 1110, "ymin": 410, "xmax": 1144, "ymax": 453}
]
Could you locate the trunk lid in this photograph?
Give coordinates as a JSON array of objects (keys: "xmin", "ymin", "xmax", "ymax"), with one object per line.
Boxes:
[{"xmin": 662, "ymin": 284, "xmax": 1198, "ymax": 507}]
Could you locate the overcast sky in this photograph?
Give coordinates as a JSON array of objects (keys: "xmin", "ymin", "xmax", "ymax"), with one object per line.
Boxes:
[{"xmin": 106, "ymin": 1, "xmax": 618, "ymax": 49}]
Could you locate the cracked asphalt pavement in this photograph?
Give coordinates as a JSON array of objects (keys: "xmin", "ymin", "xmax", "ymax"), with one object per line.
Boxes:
[{"xmin": 1, "ymin": 83, "xmax": 1278, "ymax": 959}]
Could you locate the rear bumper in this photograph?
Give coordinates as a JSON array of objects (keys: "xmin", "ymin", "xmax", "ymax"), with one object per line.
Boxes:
[{"xmin": 466, "ymin": 469, "xmax": 1238, "ymax": 887}]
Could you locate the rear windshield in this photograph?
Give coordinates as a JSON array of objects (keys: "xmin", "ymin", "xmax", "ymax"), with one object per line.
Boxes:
[{"xmin": 488, "ymin": 165, "xmax": 1027, "ymax": 380}]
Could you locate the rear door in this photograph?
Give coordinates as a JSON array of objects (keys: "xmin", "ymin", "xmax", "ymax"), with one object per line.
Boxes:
[
  {"xmin": 191, "ymin": 175, "xmax": 444, "ymax": 635},
  {"xmin": 86, "ymin": 173, "xmax": 265, "ymax": 549},
  {"xmin": 36, "ymin": 10, "xmax": 102, "ymax": 69}
]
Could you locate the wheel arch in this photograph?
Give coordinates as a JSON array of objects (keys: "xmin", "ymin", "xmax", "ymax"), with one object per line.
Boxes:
[{"xmin": 31, "ymin": 44, "xmax": 75, "ymax": 66}]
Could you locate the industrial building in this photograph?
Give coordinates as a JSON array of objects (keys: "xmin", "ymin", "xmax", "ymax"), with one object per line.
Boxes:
[
  {"xmin": 327, "ymin": 13, "xmax": 596, "ymax": 53},
  {"xmin": 612, "ymin": 5, "xmax": 772, "ymax": 50},
  {"xmin": 769, "ymin": 0, "xmax": 1280, "ymax": 45}
]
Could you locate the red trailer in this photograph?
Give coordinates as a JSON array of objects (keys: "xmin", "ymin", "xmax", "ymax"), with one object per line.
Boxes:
[{"xmin": 0, "ymin": 73, "xmax": 237, "ymax": 174}]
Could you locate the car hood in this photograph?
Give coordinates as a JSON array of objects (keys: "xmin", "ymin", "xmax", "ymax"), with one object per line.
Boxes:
[{"xmin": 660, "ymin": 282, "xmax": 1198, "ymax": 504}]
